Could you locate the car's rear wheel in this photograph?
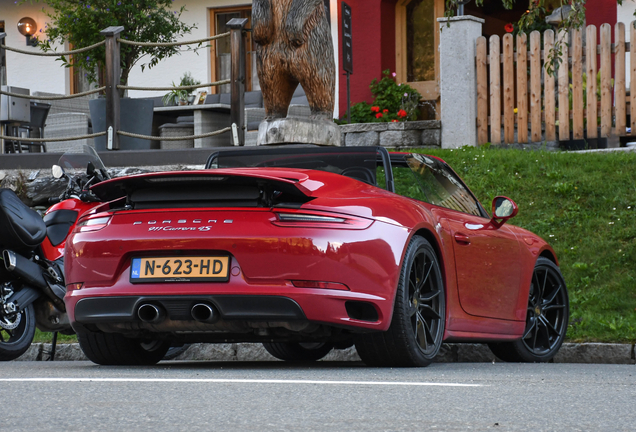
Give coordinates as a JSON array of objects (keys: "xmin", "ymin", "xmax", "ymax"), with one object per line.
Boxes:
[
  {"xmin": 262, "ymin": 342, "xmax": 334, "ymax": 362},
  {"xmin": 489, "ymin": 257, "xmax": 569, "ymax": 362},
  {"xmin": 78, "ymin": 332, "xmax": 171, "ymax": 365},
  {"xmin": 354, "ymin": 236, "xmax": 445, "ymax": 367}
]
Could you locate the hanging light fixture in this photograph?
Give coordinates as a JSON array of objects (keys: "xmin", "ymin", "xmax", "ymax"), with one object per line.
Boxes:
[{"xmin": 17, "ymin": 17, "xmax": 38, "ymax": 47}]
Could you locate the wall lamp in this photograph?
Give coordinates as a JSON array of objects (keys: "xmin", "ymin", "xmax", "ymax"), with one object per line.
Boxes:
[{"xmin": 17, "ymin": 17, "xmax": 38, "ymax": 47}]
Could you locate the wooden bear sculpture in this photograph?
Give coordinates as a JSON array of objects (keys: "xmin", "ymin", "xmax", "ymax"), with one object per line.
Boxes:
[{"xmin": 253, "ymin": 0, "xmax": 335, "ymax": 121}]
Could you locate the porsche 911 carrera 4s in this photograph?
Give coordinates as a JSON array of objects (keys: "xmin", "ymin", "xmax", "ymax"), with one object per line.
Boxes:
[{"xmin": 64, "ymin": 146, "xmax": 569, "ymax": 366}]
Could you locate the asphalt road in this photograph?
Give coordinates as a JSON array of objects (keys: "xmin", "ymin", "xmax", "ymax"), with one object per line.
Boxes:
[{"xmin": 1, "ymin": 361, "xmax": 634, "ymax": 431}]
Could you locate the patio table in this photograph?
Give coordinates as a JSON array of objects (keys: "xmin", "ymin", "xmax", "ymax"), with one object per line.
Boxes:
[{"xmin": 153, "ymin": 104, "xmax": 231, "ymax": 148}]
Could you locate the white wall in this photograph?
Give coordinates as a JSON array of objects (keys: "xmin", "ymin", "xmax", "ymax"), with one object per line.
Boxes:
[
  {"xmin": 1, "ymin": 0, "xmax": 66, "ymax": 94},
  {"xmin": 127, "ymin": 0, "xmax": 251, "ymax": 99}
]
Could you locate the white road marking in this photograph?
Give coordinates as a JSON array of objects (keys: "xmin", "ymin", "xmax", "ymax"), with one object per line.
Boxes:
[{"xmin": 0, "ymin": 378, "xmax": 483, "ymax": 387}]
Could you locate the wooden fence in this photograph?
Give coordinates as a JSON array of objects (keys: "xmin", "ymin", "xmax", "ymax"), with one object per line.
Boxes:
[{"xmin": 476, "ymin": 22, "xmax": 635, "ymax": 145}]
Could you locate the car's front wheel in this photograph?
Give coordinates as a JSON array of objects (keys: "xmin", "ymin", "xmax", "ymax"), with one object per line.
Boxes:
[
  {"xmin": 489, "ymin": 257, "xmax": 569, "ymax": 362},
  {"xmin": 78, "ymin": 332, "xmax": 171, "ymax": 365},
  {"xmin": 355, "ymin": 236, "xmax": 445, "ymax": 367},
  {"xmin": 262, "ymin": 342, "xmax": 334, "ymax": 362}
]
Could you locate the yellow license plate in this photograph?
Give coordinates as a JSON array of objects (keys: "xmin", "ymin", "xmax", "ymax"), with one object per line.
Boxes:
[{"xmin": 130, "ymin": 256, "xmax": 230, "ymax": 283}]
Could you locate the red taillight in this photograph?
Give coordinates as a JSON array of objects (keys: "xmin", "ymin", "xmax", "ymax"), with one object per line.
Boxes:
[
  {"xmin": 292, "ymin": 280, "xmax": 350, "ymax": 291},
  {"xmin": 272, "ymin": 211, "xmax": 372, "ymax": 230},
  {"xmin": 75, "ymin": 215, "xmax": 112, "ymax": 232}
]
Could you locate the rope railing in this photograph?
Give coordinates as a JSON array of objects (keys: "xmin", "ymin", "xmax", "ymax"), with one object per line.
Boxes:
[
  {"xmin": 0, "ymin": 131, "xmax": 107, "ymax": 143},
  {"xmin": 0, "ymin": 23, "xmax": 246, "ymax": 151},
  {"xmin": 117, "ymin": 127, "xmax": 232, "ymax": 141},
  {"xmin": 119, "ymin": 32, "xmax": 229, "ymax": 47},
  {"xmin": 118, "ymin": 80, "xmax": 229, "ymax": 92},
  {"xmin": 0, "ymin": 40, "xmax": 106, "ymax": 57},
  {"xmin": 0, "ymin": 87, "xmax": 106, "ymax": 100}
]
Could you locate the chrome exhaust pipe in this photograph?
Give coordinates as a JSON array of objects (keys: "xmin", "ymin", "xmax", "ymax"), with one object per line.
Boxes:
[
  {"xmin": 191, "ymin": 303, "xmax": 218, "ymax": 324},
  {"xmin": 137, "ymin": 304, "xmax": 165, "ymax": 323}
]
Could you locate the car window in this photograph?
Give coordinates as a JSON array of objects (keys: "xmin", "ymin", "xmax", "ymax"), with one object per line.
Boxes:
[{"xmin": 398, "ymin": 154, "xmax": 482, "ymax": 216}]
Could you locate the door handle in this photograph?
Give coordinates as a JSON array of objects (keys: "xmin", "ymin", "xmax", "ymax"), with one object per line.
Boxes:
[{"xmin": 454, "ymin": 233, "xmax": 471, "ymax": 245}]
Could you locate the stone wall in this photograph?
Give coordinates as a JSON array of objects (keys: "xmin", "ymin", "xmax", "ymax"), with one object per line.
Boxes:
[{"xmin": 340, "ymin": 120, "xmax": 441, "ymax": 148}]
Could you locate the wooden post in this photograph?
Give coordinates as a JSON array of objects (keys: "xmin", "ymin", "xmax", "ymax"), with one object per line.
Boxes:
[
  {"xmin": 557, "ymin": 30, "xmax": 569, "ymax": 142},
  {"xmin": 600, "ymin": 24, "xmax": 612, "ymax": 138},
  {"xmin": 227, "ymin": 18, "xmax": 247, "ymax": 147},
  {"xmin": 0, "ymin": 32, "xmax": 5, "ymax": 154},
  {"xmin": 586, "ymin": 25, "xmax": 598, "ymax": 139},
  {"xmin": 571, "ymin": 29, "xmax": 584, "ymax": 140},
  {"xmin": 100, "ymin": 26, "xmax": 123, "ymax": 151},
  {"xmin": 476, "ymin": 37, "xmax": 488, "ymax": 145},
  {"xmin": 544, "ymin": 30, "xmax": 556, "ymax": 142},
  {"xmin": 631, "ymin": 22, "xmax": 636, "ymax": 136},
  {"xmin": 530, "ymin": 31, "xmax": 541, "ymax": 142},
  {"xmin": 615, "ymin": 23, "xmax": 626, "ymax": 137},
  {"xmin": 516, "ymin": 33, "xmax": 528, "ymax": 143},
  {"xmin": 0, "ymin": 32, "xmax": 6, "ymax": 87},
  {"xmin": 489, "ymin": 35, "xmax": 501, "ymax": 145},
  {"xmin": 503, "ymin": 34, "xmax": 514, "ymax": 144}
]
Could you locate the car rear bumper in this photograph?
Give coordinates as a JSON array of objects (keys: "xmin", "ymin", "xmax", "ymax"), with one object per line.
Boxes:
[{"xmin": 66, "ymin": 285, "xmax": 391, "ymax": 339}]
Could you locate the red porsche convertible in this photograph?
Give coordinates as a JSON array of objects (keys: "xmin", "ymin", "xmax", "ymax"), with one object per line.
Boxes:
[{"xmin": 64, "ymin": 146, "xmax": 568, "ymax": 366}]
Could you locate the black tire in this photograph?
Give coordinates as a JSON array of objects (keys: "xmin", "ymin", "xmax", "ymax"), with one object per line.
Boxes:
[
  {"xmin": 263, "ymin": 342, "xmax": 334, "ymax": 362},
  {"xmin": 0, "ymin": 304, "xmax": 36, "ymax": 361},
  {"xmin": 78, "ymin": 332, "xmax": 171, "ymax": 365},
  {"xmin": 163, "ymin": 343, "xmax": 191, "ymax": 360},
  {"xmin": 489, "ymin": 257, "xmax": 569, "ymax": 363},
  {"xmin": 354, "ymin": 236, "xmax": 445, "ymax": 367}
]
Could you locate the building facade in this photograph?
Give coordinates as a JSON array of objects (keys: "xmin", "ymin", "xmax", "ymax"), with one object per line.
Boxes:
[{"xmin": 1, "ymin": 0, "xmax": 634, "ymax": 120}]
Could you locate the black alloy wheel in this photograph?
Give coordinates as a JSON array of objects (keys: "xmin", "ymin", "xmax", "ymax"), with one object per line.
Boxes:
[
  {"xmin": 0, "ymin": 304, "xmax": 36, "ymax": 361},
  {"xmin": 489, "ymin": 257, "xmax": 569, "ymax": 363},
  {"xmin": 355, "ymin": 236, "xmax": 445, "ymax": 367}
]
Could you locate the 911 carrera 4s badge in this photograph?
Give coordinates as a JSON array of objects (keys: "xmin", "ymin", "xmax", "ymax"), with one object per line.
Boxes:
[{"xmin": 130, "ymin": 256, "xmax": 230, "ymax": 283}]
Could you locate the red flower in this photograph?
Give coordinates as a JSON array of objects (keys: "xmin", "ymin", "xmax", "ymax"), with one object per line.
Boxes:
[
  {"xmin": 371, "ymin": 106, "xmax": 380, "ymax": 113},
  {"xmin": 505, "ymin": 23, "xmax": 514, "ymax": 33},
  {"xmin": 375, "ymin": 113, "xmax": 383, "ymax": 119},
  {"xmin": 383, "ymin": 109, "xmax": 389, "ymax": 114},
  {"xmin": 391, "ymin": 119, "xmax": 399, "ymax": 123},
  {"xmin": 397, "ymin": 109, "xmax": 408, "ymax": 118}
]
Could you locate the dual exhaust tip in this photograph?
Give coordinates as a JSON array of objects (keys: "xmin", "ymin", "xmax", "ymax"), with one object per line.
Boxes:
[{"xmin": 137, "ymin": 303, "xmax": 218, "ymax": 324}]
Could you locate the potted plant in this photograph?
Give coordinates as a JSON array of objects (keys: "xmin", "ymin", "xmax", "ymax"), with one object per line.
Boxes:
[
  {"xmin": 19, "ymin": 0, "xmax": 197, "ymax": 150},
  {"xmin": 162, "ymin": 72, "xmax": 201, "ymax": 106}
]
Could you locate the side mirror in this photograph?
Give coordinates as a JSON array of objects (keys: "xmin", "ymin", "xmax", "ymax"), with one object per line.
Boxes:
[
  {"xmin": 52, "ymin": 165, "xmax": 65, "ymax": 179},
  {"xmin": 490, "ymin": 196, "xmax": 518, "ymax": 228}
]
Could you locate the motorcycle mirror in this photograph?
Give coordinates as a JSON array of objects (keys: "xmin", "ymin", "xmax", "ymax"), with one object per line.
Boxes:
[
  {"xmin": 86, "ymin": 161, "xmax": 96, "ymax": 176},
  {"xmin": 52, "ymin": 165, "xmax": 65, "ymax": 179}
]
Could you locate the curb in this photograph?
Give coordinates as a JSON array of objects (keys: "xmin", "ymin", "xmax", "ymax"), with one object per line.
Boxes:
[{"xmin": 13, "ymin": 342, "xmax": 636, "ymax": 364}]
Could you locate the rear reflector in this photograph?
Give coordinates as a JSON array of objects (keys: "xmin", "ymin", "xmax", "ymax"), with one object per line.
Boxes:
[
  {"xmin": 292, "ymin": 280, "xmax": 350, "ymax": 291},
  {"xmin": 278, "ymin": 213, "xmax": 345, "ymax": 223},
  {"xmin": 273, "ymin": 211, "xmax": 373, "ymax": 230}
]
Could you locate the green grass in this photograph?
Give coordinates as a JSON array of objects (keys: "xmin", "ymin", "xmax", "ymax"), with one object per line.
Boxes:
[{"xmin": 416, "ymin": 146, "xmax": 636, "ymax": 343}]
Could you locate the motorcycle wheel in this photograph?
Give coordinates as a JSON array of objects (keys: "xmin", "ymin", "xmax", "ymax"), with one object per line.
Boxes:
[{"xmin": 0, "ymin": 304, "xmax": 36, "ymax": 361}]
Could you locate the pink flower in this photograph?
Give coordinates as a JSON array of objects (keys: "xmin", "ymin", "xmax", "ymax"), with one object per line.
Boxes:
[{"xmin": 391, "ymin": 72, "xmax": 397, "ymax": 77}]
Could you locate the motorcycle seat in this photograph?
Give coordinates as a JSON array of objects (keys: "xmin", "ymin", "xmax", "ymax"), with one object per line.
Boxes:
[{"xmin": 0, "ymin": 189, "xmax": 47, "ymax": 253}]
